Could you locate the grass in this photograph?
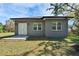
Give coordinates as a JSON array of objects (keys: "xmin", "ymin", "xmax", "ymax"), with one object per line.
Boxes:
[
  {"xmin": 0, "ymin": 39, "xmax": 76, "ymax": 56},
  {"xmin": 0, "ymin": 32, "xmax": 14, "ymax": 37},
  {"xmin": 66, "ymin": 34, "xmax": 79, "ymax": 43},
  {"xmin": 0, "ymin": 33, "xmax": 77, "ymax": 56},
  {"xmin": 0, "ymin": 39, "xmax": 43, "ymax": 56}
]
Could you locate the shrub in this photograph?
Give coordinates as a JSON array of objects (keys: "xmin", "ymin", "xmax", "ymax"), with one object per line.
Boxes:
[{"xmin": 67, "ymin": 35, "xmax": 79, "ymax": 43}]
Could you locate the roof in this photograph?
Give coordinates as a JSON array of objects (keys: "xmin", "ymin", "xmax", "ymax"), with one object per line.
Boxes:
[
  {"xmin": 10, "ymin": 16, "xmax": 74, "ymax": 20},
  {"xmin": 43, "ymin": 16, "xmax": 73, "ymax": 18}
]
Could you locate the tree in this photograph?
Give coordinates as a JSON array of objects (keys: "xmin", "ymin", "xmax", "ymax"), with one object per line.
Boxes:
[
  {"xmin": 65, "ymin": 3, "xmax": 79, "ymax": 35},
  {"xmin": 38, "ymin": 3, "xmax": 78, "ymax": 56},
  {"xmin": 71, "ymin": 10, "xmax": 79, "ymax": 35},
  {"xmin": 47, "ymin": 3, "xmax": 79, "ymax": 35},
  {"xmin": 47, "ymin": 3, "xmax": 71, "ymax": 16},
  {"xmin": 0, "ymin": 23, "xmax": 3, "ymax": 33},
  {"xmin": 5, "ymin": 20, "xmax": 15, "ymax": 32},
  {"xmin": 3, "ymin": 25, "xmax": 7, "ymax": 32}
]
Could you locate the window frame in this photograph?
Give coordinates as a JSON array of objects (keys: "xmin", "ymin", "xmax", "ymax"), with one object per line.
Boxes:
[
  {"xmin": 33, "ymin": 23, "xmax": 42, "ymax": 31},
  {"xmin": 52, "ymin": 22, "xmax": 62, "ymax": 31}
]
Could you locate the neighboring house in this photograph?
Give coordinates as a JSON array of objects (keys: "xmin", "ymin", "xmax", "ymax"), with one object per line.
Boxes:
[{"xmin": 11, "ymin": 16, "xmax": 73, "ymax": 38}]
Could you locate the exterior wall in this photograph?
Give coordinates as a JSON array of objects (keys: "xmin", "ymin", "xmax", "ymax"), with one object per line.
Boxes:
[
  {"xmin": 15, "ymin": 20, "xmax": 44, "ymax": 36},
  {"xmin": 45, "ymin": 19, "xmax": 68, "ymax": 38},
  {"xmin": 27, "ymin": 21, "xmax": 45, "ymax": 36},
  {"xmin": 15, "ymin": 22, "xmax": 18, "ymax": 35},
  {"xmin": 14, "ymin": 19, "xmax": 68, "ymax": 38}
]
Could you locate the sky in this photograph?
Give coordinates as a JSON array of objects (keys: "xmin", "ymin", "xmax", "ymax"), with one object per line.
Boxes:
[
  {"xmin": 0, "ymin": 3, "xmax": 52, "ymax": 24},
  {"xmin": 0, "ymin": 3, "xmax": 73, "ymax": 25}
]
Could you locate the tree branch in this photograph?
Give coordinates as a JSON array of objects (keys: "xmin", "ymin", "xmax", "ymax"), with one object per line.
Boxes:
[{"xmin": 65, "ymin": 3, "xmax": 79, "ymax": 12}]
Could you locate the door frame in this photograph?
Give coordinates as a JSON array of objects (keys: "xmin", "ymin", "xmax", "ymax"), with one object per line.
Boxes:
[{"xmin": 18, "ymin": 23, "xmax": 27, "ymax": 35}]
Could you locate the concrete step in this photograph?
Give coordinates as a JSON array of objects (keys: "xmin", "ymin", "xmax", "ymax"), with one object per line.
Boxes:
[{"xmin": 3, "ymin": 36, "xmax": 29, "ymax": 40}]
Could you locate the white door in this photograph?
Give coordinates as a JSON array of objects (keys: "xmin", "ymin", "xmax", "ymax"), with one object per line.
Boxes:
[{"xmin": 18, "ymin": 23, "xmax": 27, "ymax": 35}]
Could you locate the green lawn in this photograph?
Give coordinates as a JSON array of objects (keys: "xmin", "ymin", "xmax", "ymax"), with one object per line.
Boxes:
[{"xmin": 0, "ymin": 32, "xmax": 14, "ymax": 37}]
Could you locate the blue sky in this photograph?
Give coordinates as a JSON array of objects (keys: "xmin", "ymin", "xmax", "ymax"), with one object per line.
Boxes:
[
  {"xmin": 0, "ymin": 3, "xmax": 73, "ymax": 25},
  {"xmin": 0, "ymin": 3, "xmax": 52, "ymax": 24}
]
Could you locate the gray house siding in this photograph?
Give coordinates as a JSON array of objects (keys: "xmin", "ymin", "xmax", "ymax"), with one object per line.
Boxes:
[
  {"xmin": 14, "ymin": 20, "xmax": 45, "ymax": 36},
  {"xmin": 27, "ymin": 21, "xmax": 45, "ymax": 36},
  {"xmin": 11, "ymin": 16, "xmax": 71, "ymax": 38},
  {"xmin": 15, "ymin": 22, "xmax": 18, "ymax": 35},
  {"xmin": 44, "ymin": 19, "xmax": 68, "ymax": 38}
]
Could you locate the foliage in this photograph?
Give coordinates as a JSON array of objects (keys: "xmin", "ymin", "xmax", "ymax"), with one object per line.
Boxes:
[
  {"xmin": 47, "ymin": 3, "xmax": 76, "ymax": 16},
  {"xmin": 5, "ymin": 20, "xmax": 15, "ymax": 32},
  {"xmin": 0, "ymin": 23, "xmax": 3, "ymax": 33},
  {"xmin": 47, "ymin": 3, "xmax": 79, "ymax": 36},
  {"xmin": 37, "ymin": 41, "xmax": 75, "ymax": 56},
  {"xmin": 0, "ymin": 20, "xmax": 15, "ymax": 33},
  {"xmin": 67, "ymin": 35, "xmax": 79, "ymax": 43},
  {"xmin": 66, "ymin": 4, "xmax": 79, "ymax": 36},
  {"xmin": 66, "ymin": 31, "xmax": 79, "ymax": 43},
  {"xmin": 47, "ymin": 3, "xmax": 67, "ymax": 16}
]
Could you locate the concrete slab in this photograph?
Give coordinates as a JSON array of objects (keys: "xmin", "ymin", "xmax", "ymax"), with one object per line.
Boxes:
[{"xmin": 3, "ymin": 35, "xmax": 29, "ymax": 40}]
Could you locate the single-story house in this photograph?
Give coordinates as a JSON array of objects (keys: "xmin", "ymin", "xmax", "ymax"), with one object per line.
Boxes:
[{"xmin": 11, "ymin": 16, "xmax": 73, "ymax": 38}]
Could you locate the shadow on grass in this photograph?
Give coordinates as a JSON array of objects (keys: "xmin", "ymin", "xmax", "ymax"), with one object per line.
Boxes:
[
  {"xmin": 20, "ymin": 40, "xmax": 75, "ymax": 56},
  {"xmin": 18, "ymin": 38, "xmax": 65, "ymax": 56},
  {"xmin": 26, "ymin": 36, "xmax": 67, "ymax": 42}
]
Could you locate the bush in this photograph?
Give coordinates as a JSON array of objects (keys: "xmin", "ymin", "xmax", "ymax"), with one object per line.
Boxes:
[{"xmin": 67, "ymin": 35, "xmax": 79, "ymax": 43}]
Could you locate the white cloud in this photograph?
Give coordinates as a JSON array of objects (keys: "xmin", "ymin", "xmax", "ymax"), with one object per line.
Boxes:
[
  {"xmin": 0, "ymin": 3, "xmax": 52, "ymax": 24},
  {"xmin": 11, "ymin": 3, "xmax": 51, "ymax": 16}
]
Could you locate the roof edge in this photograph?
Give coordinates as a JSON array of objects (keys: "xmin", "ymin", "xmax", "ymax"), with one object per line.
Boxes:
[{"xmin": 10, "ymin": 16, "xmax": 74, "ymax": 20}]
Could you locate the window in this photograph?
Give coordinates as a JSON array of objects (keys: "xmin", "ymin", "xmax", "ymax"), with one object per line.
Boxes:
[
  {"xmin": 38, "ymin": 24, "xmax": 42, "ymax": 30},
  {"xmin": 33, "ymin": 24, "xmax": 37, "ymax": 31},
  {"xmin": 52, "ymin": 22, "xmax": 56, "ymax": 31},
  {"xmin": 57, "ymin": 22, "xmax": 62, "ymax": 31},
  {"xmin": 33, "ymin": 23, "xmax": 42, "ymax": 31},
  {"xmin": 52, "ymin": 22, "xmax": 62, "ymax": 31}
]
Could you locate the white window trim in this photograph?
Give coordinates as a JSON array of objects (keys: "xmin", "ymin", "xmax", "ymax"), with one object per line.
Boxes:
[
  {"xmin": 52, "ymin": 22, "xmax": 62, "ymax": 31},
  {"xmin": 33, "ymin": 23, "xmax": 42, "ymax": 31}
]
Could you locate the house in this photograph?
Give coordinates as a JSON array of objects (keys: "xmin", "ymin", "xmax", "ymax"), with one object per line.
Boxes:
[{"xmin": 11, "ymin": 16, "xmax": 73, "ymax": 38}]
